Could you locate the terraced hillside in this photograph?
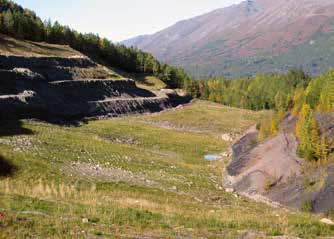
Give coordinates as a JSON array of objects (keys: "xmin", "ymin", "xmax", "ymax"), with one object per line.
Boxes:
[
  {"xmin": 1, "ymin": 101, "xmax": 334, "ymax": 238},
  {"xmin": 0, "ymin": 35, "xmax": 189, "ymax": 121}
]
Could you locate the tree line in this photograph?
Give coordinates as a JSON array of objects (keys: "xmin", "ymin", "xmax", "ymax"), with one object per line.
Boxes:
[
  {"xmin": 0, "ymin": 0, "xmax": 190, "ymax": 88},
  {"xmin": 185, "ymin": 69, "xmax": 333, "ymax": 162}
]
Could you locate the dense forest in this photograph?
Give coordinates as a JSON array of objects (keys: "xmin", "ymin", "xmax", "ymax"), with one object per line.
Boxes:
[
  {"xmin": 185, "ymin": 70, "xmax": 310, "ymax": 111},
  {"xmin": 0, "ymin": 0, "xmax": 190, "ymax": 88}
]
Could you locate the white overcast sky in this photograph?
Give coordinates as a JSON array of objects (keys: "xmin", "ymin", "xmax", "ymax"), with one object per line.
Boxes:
[{"xmin": 14, "ymin": 0, "xmax": 244, "ymax": 42}]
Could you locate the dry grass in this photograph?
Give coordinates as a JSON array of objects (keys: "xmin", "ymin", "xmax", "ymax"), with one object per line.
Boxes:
[{"xmin": 0, "ymin": 34, "xmax": 82, "ymax": 57}]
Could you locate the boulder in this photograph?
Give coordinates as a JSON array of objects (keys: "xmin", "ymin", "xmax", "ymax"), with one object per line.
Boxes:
[{"xmin": 320, "ymin": 218, "xmax": 334, "ymax": 225}]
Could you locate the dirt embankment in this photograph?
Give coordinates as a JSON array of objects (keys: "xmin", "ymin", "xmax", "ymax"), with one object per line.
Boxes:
[
  {"xmin": 0, "ymin": 55, "xmax": 190, "ymax": 121},
  {"xmin": 225, "ymin": 115, "xmax": 334, "ymax": 213}
]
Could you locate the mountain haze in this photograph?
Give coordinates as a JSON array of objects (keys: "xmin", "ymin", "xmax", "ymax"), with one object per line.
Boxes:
[{"xmin": 124, "ymin": 0, "xmax": 334, "ymax": 78}]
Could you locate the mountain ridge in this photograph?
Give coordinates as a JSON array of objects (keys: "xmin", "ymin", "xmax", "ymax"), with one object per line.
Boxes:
[{"xmin": 124, "ymin": 0, "xmax": 334, "ymax": 78}]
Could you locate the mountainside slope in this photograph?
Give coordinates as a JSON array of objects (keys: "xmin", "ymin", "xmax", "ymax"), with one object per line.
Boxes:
[
  {"xmin": 0, "ymin": 35, "xmax": 189, "ymax": 121},
  {"xmin": 124, "ymin": 0, "xmax": 334, "ymax": 78}
]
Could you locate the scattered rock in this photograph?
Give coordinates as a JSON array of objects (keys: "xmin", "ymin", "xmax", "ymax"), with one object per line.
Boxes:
[
  {"xmin": 13, "ymin": 67, "xmax": 43, "ymax": 79},
  {"xmin": 82, "ymin": 218, "xmax": 89, "ymax": 224},
  {"xmin": 225, "ymin": 187, "xmax": 235, "ymax": 193},
  {"xmin": 320, "ymin": 218, "xmax": 334, "ymax": 225},
  {"xmin": 221, "ymin": 133, "xmax": 234, "ymax": 142},
  {"xmin": 272, "ymin": 237, "xmax": 302, "ymax": 239},
  {"xmin": 194, "ymin": 197, "xmax": 203, "ymax": 203},
  {"xmin": 221, "ymin": 152, "xmax": 229, "ymax": 157},
  {"xmin": 93, "ymin": 165, "xmax": 100, "ymax": 171}
]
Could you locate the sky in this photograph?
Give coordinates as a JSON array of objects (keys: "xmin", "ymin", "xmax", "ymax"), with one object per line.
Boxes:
[{"xmin": 14, "ymin": 0, "xmax": 243, "ymax": 42}]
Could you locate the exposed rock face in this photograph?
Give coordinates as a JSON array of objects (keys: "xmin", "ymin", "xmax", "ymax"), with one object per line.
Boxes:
[
  {"xmin": 0, "ymin": 56, "xmax": 190, "ymax": 121},
  {"xmin": 226, "ymin": 118, "xmax": 334, "ymax": 213},
  {"xmin": 227, "ymin": 132, "xmax": 303, "ymax": 195}
]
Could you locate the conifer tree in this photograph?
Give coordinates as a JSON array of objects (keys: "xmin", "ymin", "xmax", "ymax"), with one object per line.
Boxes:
[{"xmin": 319, "ymin": 133, "xmax": 329, "ymax": 163}]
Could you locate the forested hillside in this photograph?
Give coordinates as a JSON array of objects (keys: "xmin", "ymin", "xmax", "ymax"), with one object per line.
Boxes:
[
  {"xmin": 186, "ymin": 69, "xmax": 334, "ymax": 162},
  {"xmin": 0, "ymin": 0, "xmax": 190, "ymax": 88},
  {"xmin": 186, "ymin": 70, "xmax": 310, "ymax": 111}
]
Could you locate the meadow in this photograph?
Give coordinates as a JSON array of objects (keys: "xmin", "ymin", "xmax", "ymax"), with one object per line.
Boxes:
[{"xmin": 0, "ymin": 101, "xmax": 333, "ymax": 238}]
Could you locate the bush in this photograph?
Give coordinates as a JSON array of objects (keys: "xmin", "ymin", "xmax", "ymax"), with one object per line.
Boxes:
[{"xmin": 302, "ymin": 200, "xmax": 314, "ymax": 212}]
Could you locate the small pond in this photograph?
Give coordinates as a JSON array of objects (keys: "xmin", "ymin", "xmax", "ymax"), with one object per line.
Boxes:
[{"xmin": 204, "ymin": 155, "xmax": 222, "ymax": 161}]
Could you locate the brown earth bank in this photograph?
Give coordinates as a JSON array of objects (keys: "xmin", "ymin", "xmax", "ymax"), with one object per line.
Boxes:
[{"xmin": 225, "ymin": 114, "xmax": 334, "ymax": 213}]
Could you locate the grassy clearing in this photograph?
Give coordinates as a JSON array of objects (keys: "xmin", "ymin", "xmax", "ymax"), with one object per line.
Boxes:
[
  {"xmin": 133, "ymin": 75, "xmax": 167, "ymax": 91},
  {"xmin": 137, "ymin": 100, "xmax": 271, "ymax": 135},
  {"xmin": 0, "ymin": 34, "xmax": 82, "ymax": 57},
  {"xmin": 0, "ymin": 34, "xmax": 164, "ymax": 91},
  {"xmin": 109, "ymin": 68, "xmax": 167, "ymax": 91},
  {"xmin": 0, "ymin": 101, "xmax": 333, "ymax": 238}
]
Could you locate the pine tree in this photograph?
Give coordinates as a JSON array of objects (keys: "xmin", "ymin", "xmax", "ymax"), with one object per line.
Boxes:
[
  {"xmin": 319, "ymin": 133, "xmax": 329, "ymax": 163},
  {"xmin": 270, "ymin": 118, "xmax": 279, "ymax": 136},
  {"xmin": 3, "ymin": 10, "xmax": 14, "ymax": 34},
  {"xmin": 296, "ymin": 104, "xmax": 314, "ymax": 160},
  {"xmin": 310, "ymin": 116, "xmax": 321, "ymax": 161},
  {"xmin": 317, "ymin": 72, "xmax": 334, "ymax": 112},
  {"xmin": 0, "ymin": 13, "xmax": 5, "ymax": 32}
]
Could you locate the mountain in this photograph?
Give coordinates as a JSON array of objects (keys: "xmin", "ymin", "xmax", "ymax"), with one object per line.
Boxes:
[{"xmin": 124, "ymin": 0, "xmax": 334, "ymax": 78}]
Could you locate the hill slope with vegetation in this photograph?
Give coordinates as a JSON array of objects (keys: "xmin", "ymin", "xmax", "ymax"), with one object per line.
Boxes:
[
  {"xmin": 0, "ymin": 0, "xmax": 334, "ymax": 238},
  {"xmin": 0, "ymin": 0, "xmax": 193, "ymax": 121},
  {"xmin": 0, "ymin": 0, "xmax": 190, "ymax": 88},
  {"xmin": 2, "ymin": 101, "xmax": 334, "ymax": 238},
  {"xmin": 124, "ymin": 0, "xmax": 334, "ymax": 79}
]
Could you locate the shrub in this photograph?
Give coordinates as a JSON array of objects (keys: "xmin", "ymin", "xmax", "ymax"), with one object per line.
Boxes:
[{"xmin": 301, "ymin": 200, "xmax": 314, "ymax": 212}]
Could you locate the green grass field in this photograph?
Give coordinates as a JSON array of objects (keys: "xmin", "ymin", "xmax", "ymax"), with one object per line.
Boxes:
[{"xmin": 0, "ymin": 101, "xmax": 333, "ymax": 238}]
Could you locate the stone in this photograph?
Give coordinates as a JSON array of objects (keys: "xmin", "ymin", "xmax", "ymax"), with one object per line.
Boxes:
[
  {"xmin": 221, "ymin": 152, "xmax": 229, "ymax": 157},
  {"xmin": 221, "ymin": 133, "xmax": 233, "ymax": 142},
  {"xmin": 225, "ymin": 187, "xmax": 235, "ymax": 193},
  {"xmin": 82, "ymin": 218, "xmax": 89, "ymax": 223},
  {"xmin": 320, "ymin": 218, "xmax": 334, "ymax": 225}
]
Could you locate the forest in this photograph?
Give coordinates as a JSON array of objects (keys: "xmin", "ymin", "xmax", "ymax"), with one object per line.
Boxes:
[
  {"xmin": 0, "ymin": 0, "xmax": 190, "ymax": 88},
  {"xmin": 185, "ymin": 69, "xmax": 334, "ymax": 162}
]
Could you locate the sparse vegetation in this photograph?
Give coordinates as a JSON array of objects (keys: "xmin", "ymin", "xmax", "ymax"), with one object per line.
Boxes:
[{"xmin": 302, "ymin": 201, "xmax": 314, "ymax": 213}]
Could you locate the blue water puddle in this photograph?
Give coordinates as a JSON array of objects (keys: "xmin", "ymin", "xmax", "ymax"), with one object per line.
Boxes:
[{"xmin": 204, "ymin": 155, "xmax": 222, "ymax": 161}]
